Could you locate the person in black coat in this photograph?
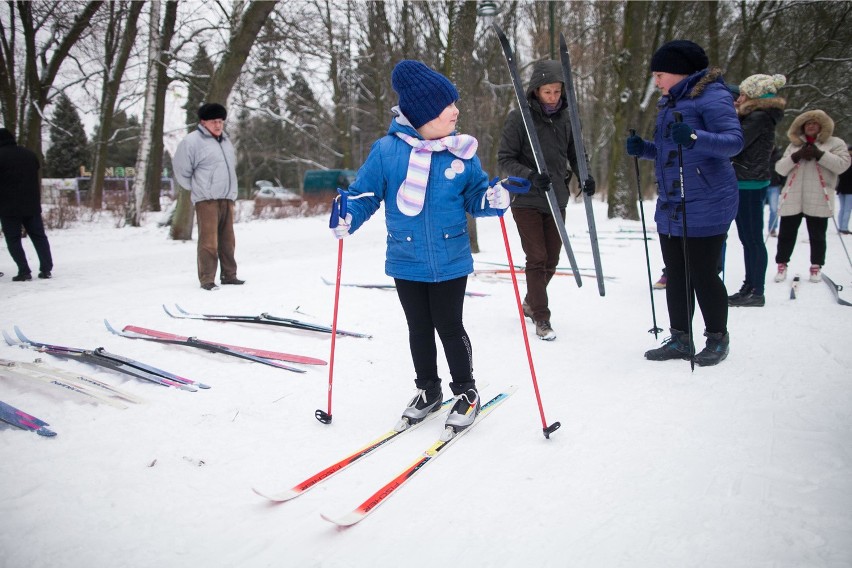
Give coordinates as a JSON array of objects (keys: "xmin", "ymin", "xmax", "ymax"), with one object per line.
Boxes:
[
  {"xmin": 727, "ymin": 73, "xmax": 786, "ymax": 307},
  {"xmin": 0, "ymin": 128, "xmax": 53, "ymax": 280},
  {"xmin": 498, "ymin": 59, "xmax": 594, "ymax": 341}
]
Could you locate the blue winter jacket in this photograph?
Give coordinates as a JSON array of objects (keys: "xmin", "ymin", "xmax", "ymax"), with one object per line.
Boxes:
[
  {"xmin": 638, "ymin": 68, "xmax": 743, "ymax": 237},
  {"xmin": 344, "ymin": 111, "xmax": 502, "ymax": 282}
]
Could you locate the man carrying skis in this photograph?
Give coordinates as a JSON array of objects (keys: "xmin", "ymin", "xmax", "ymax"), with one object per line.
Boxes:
[{"xmin": 498, "ymin": 59, "xmax": 595, "ymax": 341}]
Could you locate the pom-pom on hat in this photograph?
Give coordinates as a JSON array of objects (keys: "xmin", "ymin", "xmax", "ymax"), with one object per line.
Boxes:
[
  {"xmin": 391, "ymin": 60, "xmax": 459, "ymax": 129},
  {"xmin": 739, "ymin": 74, "xmax": 786, "ymax": 99},
  {"xmin": 198, "ymin": 103, "xmax": 227, "ymax": 121},
  {"xmin": 650, "ymin": 40, "xmax": 709, "ymax": 75}
]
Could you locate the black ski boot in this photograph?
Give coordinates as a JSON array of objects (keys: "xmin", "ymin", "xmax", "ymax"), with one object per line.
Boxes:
[
  {"xmin": 644, "ymin": 329, "xmax": 693, "ymax": 361},
  {"xmin": 694, "ymin": 331, "xmax": 730, "ymax": 367}
]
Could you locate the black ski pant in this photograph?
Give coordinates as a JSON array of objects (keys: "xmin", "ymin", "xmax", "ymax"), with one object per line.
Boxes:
[
  {"xmin": 394, "ymin": 276, "xmax": 474, "ymax": 397},
  {"xmin": 659, "ymin": 233, "xmax": 728, "ymax": 336},
  {"xmin": 734, "ymin": 188, "xmax": 768, "ymax": 295},
  {"xmin": 775, "ymin": 213, "xmax": 828, "ymax": 266},
  {"xmin": 1, "ymin": 215, "xmax": 53, "ymax": 276}
]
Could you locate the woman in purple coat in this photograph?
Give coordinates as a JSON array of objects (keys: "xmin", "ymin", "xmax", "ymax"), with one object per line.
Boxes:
[{"xmin": 626, "ymin": 40, "xmax": 743, "ymax": 366}]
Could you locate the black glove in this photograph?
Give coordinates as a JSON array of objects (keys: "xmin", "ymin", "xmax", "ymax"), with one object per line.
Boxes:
[
  {"xmin": 582, "ymin": 175, "xmax": 596, "ymax": 196},
  {"xmin": 671, "ymin": 122, "xmax": 696, "ymax": 147},
  {"xmin": 625, "ymin": 134, "xmax": 644, "ymax": 157},
  {"xmin": 799, "ymin": 144, "xmax": 823, "ymax": 162},
  {"xmin": 791, "ymin": 147, "xmax": 804, "ymax": 163},
  {"xmin": 527, "ymin": 170, "xmax": 551, "ymax": 191}
]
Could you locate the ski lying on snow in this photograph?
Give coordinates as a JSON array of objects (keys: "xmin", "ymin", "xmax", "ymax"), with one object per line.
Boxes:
[
  {"xmin": 164, "ymin": 304, "xmax": 371, "ymax": 338},
  {"xmin": 320, "ymin": 277, "xmax": 489, "ymax": 297},
  {"xmin": 821, "ymin": 273, "xmax": 852, "ymax": 306},
  {"xmin": 104, "ymin": 320, "xmax": 311, "ymax": 373},
  {"xmin": 0, "ymin": 399, "xmax": 56, "ymax": 436},
  {"xmin": 320, "ymin": 386, "xmax": 517, "ymax": 527},
  {"xmin": 0, "ymin": 359, "xmax": 133, "ymax": 408},
  {"xmin": 116, "ymin": 324, "xmax": 326, "ymax": 365},
  {"xmin": 0, "ymin": 359, "xmax": 144, "ymax": 404},
  {"xmin": 253, "ymin": 382, "xmax": 489, "ymax": 502},
  {"xmin": 5, "ymin": 327, "xmax": 206, "ymax": 391}
]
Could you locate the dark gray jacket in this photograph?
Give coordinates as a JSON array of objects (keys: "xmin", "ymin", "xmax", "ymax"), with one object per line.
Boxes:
[
  {"xmin": 0, "ymin": 129, "xmax": 42, "ymax": 217},
  {"xmin": 498, "ymin": 59, "xmax": 581, "ymax": 213}
]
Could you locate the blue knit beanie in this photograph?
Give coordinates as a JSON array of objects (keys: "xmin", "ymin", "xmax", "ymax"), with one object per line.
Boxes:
[{"xmin": 391, "ymin": 60, "xmax": 459, "ymax": 129}]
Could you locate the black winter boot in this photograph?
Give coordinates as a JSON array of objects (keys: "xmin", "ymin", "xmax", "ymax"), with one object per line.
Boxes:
[
  {"xmin": 694, "ymin": 331, "xmax": 730, "ymax": 367},
  {"xmin": 727, "ymin": 281, "xmax": 750, "ymax": 302},
  {"xmin": 644, "ymin": 329, "xmax": 693, "ymax": 361}
]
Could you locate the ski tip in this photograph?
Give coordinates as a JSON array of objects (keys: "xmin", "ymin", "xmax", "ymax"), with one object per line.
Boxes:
[
  {"xmin": 320, "ymin": 511, "xmax": 360, "ymax": 527},
  {"xmin": 36, "ymin": 427, "xmax": 57, "ymax": 437}
]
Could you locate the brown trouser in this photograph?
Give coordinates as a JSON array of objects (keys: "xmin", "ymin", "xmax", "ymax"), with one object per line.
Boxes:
[
  {"xmin": 511, "ymin": 206, "xmax": 566, "ymax": 322},
  {"xmin": 195, "ymin": 199, "xmax": 237, "ymax": 285}
]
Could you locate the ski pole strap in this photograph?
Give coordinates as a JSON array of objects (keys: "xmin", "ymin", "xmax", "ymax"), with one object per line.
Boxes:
[
  {"xmin": 491, "ymin": 176, "xmax": 531, "ymax": 193},
  {"xmin": 328, "ymin": 189, "xmax": 348, "ymax": 229}
]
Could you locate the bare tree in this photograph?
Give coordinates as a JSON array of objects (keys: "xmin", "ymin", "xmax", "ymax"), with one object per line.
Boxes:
[
  {"xmin": 0, "ymin": 1, "xmax": 102, "ymax": 156},
  {"xmin": 88, "ymin": 0, "xmax": 144, "ymax": 210}
]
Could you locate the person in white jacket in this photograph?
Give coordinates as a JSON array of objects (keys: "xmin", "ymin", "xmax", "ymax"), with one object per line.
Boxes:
[
  {"xmin": 172, "ymin": 103, "xmax": 243, "ymax": 290},
  {"xmin": 773, "ymin": 109, "xmax": 850, "ymax": 283}
]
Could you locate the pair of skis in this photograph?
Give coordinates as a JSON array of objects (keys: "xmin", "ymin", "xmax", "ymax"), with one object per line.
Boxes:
[
  {"xmin": 163, "ymin": 304, "xmax": 371, "ymax": 338},
  {"xmin": 319, "ymin": 277, "xmax": 490, "ymax": 297},
  {"xmin": 254, "ymin": 386, "xmax": 516, "ymax": 526},
  {"xmin": 493, "ymin": 24, "xmax": 605, "ymax": 296},
  {"xmin": 0, "ymin": 358, "xmax": 143, "ymax": 408},
  {"xmin": 4, "ymin": 327, "xmax": 207, "ymax": 391},
  {"xmin": 104, "ymin": 321, "xmax": 325, "ymax": 373}
]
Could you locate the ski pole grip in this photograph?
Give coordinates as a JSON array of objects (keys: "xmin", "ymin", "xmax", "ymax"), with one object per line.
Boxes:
[{"xmin": 630, "ymin": 129, "xmax": 636, "ymax": 136}]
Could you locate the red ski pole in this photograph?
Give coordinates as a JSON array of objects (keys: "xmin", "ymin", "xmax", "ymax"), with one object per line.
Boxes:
[
  {"xmin": 316, "ymin": 191, "xmax": 348, "ymax": 424},
  {"xmin": 494, "ymin": 177, "xmax": 561, "ymax": 439}
]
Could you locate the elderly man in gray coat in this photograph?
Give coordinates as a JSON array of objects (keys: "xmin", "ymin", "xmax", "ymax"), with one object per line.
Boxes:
[{"xmin": 173, "ymin": 103, "xmax": 244, "ymax": 290}]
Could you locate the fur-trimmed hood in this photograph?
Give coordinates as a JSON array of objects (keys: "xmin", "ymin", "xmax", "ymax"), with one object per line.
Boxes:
[
  {"xmin": 685, "ymin": 67, "xmax": 725, "ymax": 99},
  {"xmin": 787, "ymin": 109, "xmax": 834, "ymax": 146},
  {"xmin": 737, "ymin": 96, "xmax": 786, "ymax": 117}
]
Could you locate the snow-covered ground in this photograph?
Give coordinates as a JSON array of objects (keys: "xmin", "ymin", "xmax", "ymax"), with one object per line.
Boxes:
[{"xmin": 1, "ymin": 199, "xmax": 850, "ymax": 568}]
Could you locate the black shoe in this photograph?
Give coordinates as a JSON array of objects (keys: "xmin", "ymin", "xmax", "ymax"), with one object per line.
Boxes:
[
  {"xmin": 645, "ymin": 329, "xmax": 693, "ymax": 361},
  {"xmin": 12, "ymin": 273, "xmax": 32, "ymax": 282},
  {"xmin": 727, "ymin": 282, "xmax": 750, "ymax": 302},
  {"xmin": 221, "ymin": 278, "xmax": 245, "ymax": 285},
  {"xmin": 730, "ymin": 292, "xmax": 765, "ymax": 307},
  {"xmin": 200, "ymin": 282, "xmax": 219, "ymax": 291},
  {"xmin": 38, "ymin": 271, "xmax": 51, "ymax": 279},
  {"xmin": 694, "ymin": 331, "xmax": 730, "ymax": 366}
]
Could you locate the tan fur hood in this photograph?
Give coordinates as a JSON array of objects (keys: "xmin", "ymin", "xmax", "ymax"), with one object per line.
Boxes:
[
  {"xmin": 787, "ymin": 109, "xmax": 834, "ymax": 146},
  {"xmin": 687, "ymin": 67, "xmax": 725, "ymax": 99},
  {"xmin": 737, "ymin": 96, "xmax": 786, "ymax": 117}
]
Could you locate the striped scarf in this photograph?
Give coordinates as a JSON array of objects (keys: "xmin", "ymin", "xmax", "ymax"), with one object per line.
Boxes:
[{"xmin": 394, "ymin": 132, "xmax": 478, "ymax": 216}]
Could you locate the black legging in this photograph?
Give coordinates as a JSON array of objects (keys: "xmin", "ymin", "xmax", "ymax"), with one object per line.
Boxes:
[
  {"xmin": 659, "ymin": 233, "xmax": 728, "ymax": 335},
  {"xmin": 394, "ymin": 276, "xmax": 474, "ymax": 396},
  {"xmin": 775, "ymin": 213, "xmax": 828, "ymax": 266}
]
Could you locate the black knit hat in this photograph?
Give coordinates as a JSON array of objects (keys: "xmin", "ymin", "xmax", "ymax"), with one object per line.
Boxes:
[
  {"xmin": 650, "ymin": 40, "xmax": 708, "ymax": 75},
  {"xmin": 391, "ymin": 60, "xmax": 459, "ymax": 129},
  {"xmin": 198, "ymin": 103, "xmax": 227, "ymax": 121}
]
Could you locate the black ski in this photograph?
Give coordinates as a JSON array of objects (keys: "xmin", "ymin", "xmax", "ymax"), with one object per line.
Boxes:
[
  {"xmin": 822, "ymin": 273, "xmax": 852, "ymax": 306},
  {"xmin": 5, "ymin": 327, "xmax": 205, "ymax": 391},
  {"xmin": 103, "ymin": 320, "xmax": 307, "ymax": 373},
  {"xmin": 492, "ymin": 24, "xmax": 582, "ymax": 288},
  {"xmin": 559, "ymin": 32, "xmax": 605, "ymax": 296},
  {"xmin": 163, "ymin": 304, "xmax": 371, "ymax": 338}
]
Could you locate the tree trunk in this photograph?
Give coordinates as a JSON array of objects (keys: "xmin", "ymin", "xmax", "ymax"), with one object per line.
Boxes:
[
  {"xmin": 89, "ymin": 1, "xmax": 144, "ymax": 210},
  {"xmin": 145, "ymin": 0, "xmax": 178, "ymax": 213},
  {"xmin": 129, "ymin": 0, "xmax": 162, "ymax": 227}
]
